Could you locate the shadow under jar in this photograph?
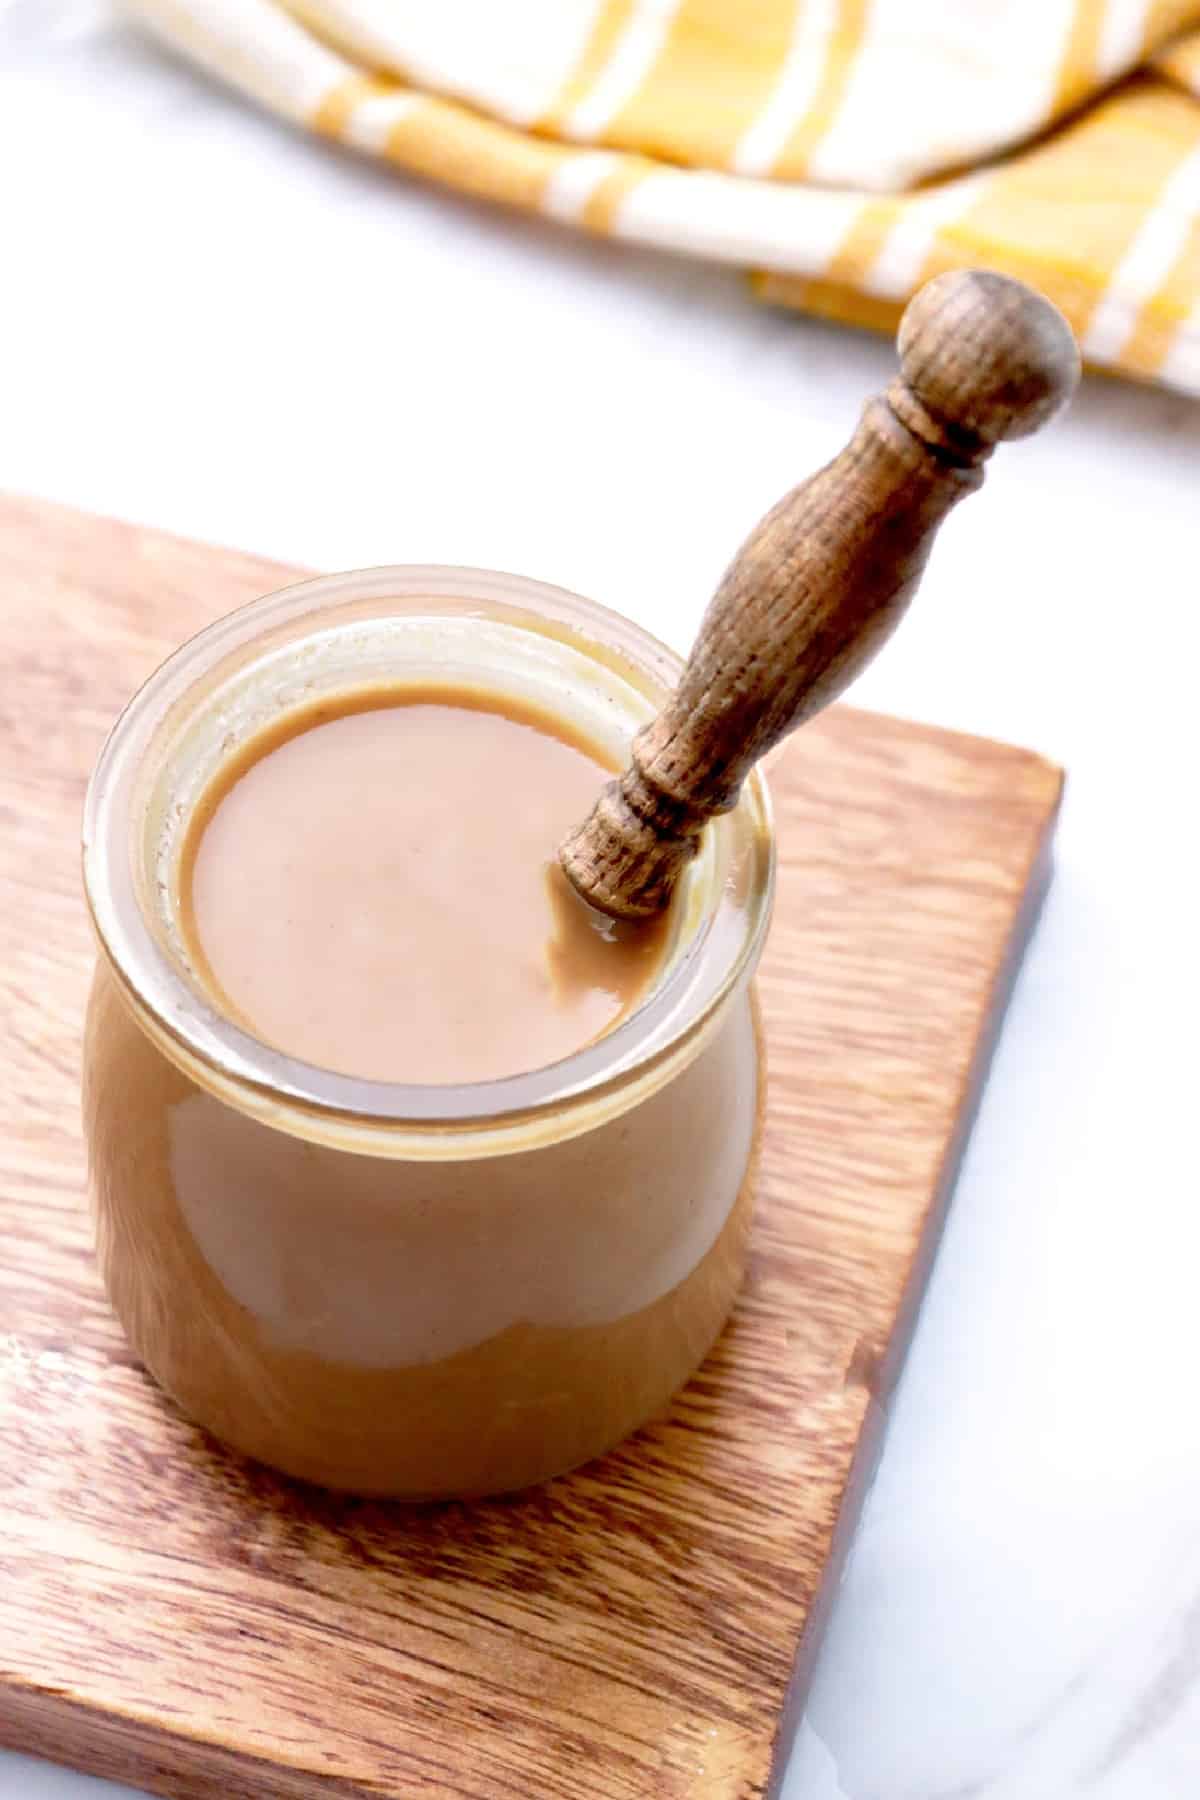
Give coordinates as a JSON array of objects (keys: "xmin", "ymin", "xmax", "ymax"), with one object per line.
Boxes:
[{"xmin": 81, "ymin": 568, "xmax": 774, "ymax": 1499}]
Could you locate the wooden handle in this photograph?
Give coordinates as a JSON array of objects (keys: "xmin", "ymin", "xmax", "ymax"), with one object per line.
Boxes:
[{"xmin": 559, "ymin": 269, "xmax": 1080, "ymax": 919}]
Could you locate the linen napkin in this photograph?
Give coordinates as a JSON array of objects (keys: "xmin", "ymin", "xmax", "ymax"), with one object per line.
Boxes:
[{"xmin": 126, "ymin": 0, "xmax": 1200, "ymax": 392}]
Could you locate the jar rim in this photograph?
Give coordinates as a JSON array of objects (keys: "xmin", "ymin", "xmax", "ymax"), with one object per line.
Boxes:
[{"xmin": 82, "ymin": 565, "xmax": 774, "ymax": 1157}]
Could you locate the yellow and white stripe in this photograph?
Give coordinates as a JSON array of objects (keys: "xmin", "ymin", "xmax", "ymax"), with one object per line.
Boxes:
[
  {"xmin": 122, "ymin": 0, "xmax": 1200, "ymax": 393},
  {"xmin": 732, "ymin": 0, "xmax": 851, "ymax": 180},
  {"xmin": 1083, "ymin": 138, "xmax": 1200, "ymax": 373},
  {"xmin": 558, "ymin": 0, "xmax": 684, "ymax": 141}
]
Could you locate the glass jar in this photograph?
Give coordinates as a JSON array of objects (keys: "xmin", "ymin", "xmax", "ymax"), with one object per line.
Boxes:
[{"xmin": 82, "ymin": 567, "xmax": 774, "ymax": 1498}]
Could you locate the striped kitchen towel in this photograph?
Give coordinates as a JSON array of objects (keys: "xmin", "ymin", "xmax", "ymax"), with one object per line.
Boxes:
[{"xmin": 126, "ymin": 0, "xmax": 1200, "ymax": 393}]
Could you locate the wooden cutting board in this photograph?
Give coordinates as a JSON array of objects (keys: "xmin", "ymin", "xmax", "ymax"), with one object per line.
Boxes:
[{"xmin": 0, "ymin": 493, "xmax": 1061, "ymax": 1800}]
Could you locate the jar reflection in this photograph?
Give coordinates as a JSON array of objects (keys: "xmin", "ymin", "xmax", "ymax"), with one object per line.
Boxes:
[{"xmin": 85, "ymin": 959, "xmax": 762, "ymax": 1498}]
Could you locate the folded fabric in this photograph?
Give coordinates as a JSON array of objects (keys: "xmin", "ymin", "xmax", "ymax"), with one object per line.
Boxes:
[{"xmin": 126, "ymin": 0, "xmax": 1200, "ymax": 393}]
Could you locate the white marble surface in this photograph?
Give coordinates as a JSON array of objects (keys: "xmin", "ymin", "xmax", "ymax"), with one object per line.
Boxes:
[{"xmin": 4, "ymin": 4, "xmax": 1200, "ymax": 1795}]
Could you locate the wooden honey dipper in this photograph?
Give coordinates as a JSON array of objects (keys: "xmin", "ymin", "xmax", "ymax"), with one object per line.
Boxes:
[{"xmin": 559, "ymin": 269, "xmax": 1080, "ymax": 921}]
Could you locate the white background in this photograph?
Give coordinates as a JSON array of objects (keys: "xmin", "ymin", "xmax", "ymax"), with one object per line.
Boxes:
[{"xmin": 4, "ymin": 4, "xmax": 1200, "ymax": 1795}]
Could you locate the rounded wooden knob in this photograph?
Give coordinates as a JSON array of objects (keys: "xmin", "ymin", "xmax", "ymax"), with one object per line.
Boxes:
[
  {"xmin": 560, "ymin": 270, "xmax": 1080, "ymax": 920},
  {"xmin": 895, "ymin": 269, "xmax": 1079, "ymax": 447}
]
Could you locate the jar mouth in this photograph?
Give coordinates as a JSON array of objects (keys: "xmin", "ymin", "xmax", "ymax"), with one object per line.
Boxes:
[{"xmin": 83, "ymin": 566, "xmax": 774, "ymax": 1157}]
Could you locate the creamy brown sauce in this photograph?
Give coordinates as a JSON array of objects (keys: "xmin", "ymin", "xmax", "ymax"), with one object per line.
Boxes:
[{"xmin": 179, "ymin": 686, "xmax": 669, "ymax": 1084}]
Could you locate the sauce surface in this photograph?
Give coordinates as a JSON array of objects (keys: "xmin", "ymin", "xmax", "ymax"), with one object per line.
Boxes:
[{"xmin": 180, "ymin": 688, "xmax": 668, "ymax": 1084}]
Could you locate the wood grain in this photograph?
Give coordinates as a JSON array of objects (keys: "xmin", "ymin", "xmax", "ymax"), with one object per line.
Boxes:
[
  {"xmin": 560, "ymin": 270, "xmax": 1078, "ymax": 918},
  {"xmin": 0, "ymin": 493, "xmax": 1062, "ymax": 1800}
]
